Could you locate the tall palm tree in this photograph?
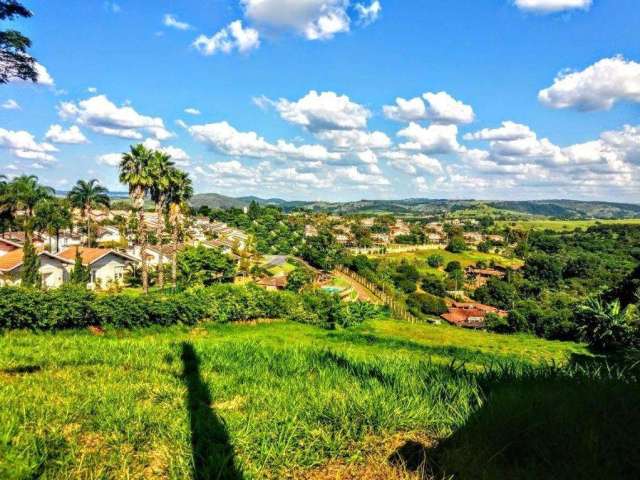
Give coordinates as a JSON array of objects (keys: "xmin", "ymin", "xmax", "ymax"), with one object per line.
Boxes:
[
  {"xmin": 67, "ymin": 179, "xmax": 110, "ymax": 247},
  {"xmin": 166, "ymin": 170, "xmax": 193, "ymax": 289},
  {"xmin": 149, "ymin": 151, "xmax": 175, "ymax": 289},
  {"xmin": 5, "ymin": 175, "xmax": 54, "ymax": 240},
  {"xmin": 119, "ymin": 144, "xmax": 154, "ymax": 293}
]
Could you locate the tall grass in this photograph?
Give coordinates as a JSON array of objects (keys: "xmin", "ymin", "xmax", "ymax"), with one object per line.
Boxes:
[{"xmin": 0, "ymin": 321, "xmax": 637, "ymax": 479}]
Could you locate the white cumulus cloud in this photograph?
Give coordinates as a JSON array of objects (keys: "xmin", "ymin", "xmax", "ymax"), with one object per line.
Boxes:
[
  {"xmin": 0, "ymin": 128, "xmax": 57, "ymax": 162},
  {"xmin": 193, "ymin": 20, "xmax": 260, "ymax": 55},
  {"xmin": 397, "ymin": 122, "xmax": 461, "ymax": 153},
  {"xmin": 58, "ymin": 94, "xmax": 172, "ymax": 140},
  {"xmin": 45, "ymin": 125, "xmax": 88, "ymax": 144},
  {"xmin": 384, "ymin": 91, "xmax": 474, "ymax": 124},
  {"xmin": 265, "ymin": 90, "xmax": 371, "ymax": 131},
  {"xmin": 539, "ymin": 56, "xmax": 640, "ymax": 111}
]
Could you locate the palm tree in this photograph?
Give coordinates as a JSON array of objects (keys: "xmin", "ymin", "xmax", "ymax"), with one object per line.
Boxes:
[
  {"xmin": 149, "ymin": 151, "xmax": 175, "ymax": 289},
  {"xmin": 119, "ymin": 144, "xmax": 154, "ymax": 293},
  {"xmin": 166, "ymin": 170, "xmax": 193, "ymax": 289},
  {"xmin": 5, "ymin": 175, "xmax": 54, "ymax": 240},
  {"xmin": 67, "ymin": 179, "xmax": 110, "ymax": 247}
]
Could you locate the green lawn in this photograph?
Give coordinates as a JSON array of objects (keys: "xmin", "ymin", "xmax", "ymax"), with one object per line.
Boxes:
[
  {"xmin": 2, "ymin": 320, "xmax": 638, "ymax": 480},
  {"xmin": 379, "ymin": 248, "xmax": 523, "ymax": 277},
  {"xmin": 496, "ymin": 218, "xmax": 640, "ymax": 232}
]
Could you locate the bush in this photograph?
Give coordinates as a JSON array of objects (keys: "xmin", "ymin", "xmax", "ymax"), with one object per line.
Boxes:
[
  {"xmin": 427, "ymin": 254, "xmax": 444, "ymax": 268},
  {"xmin": 0, "ymin": 284, "xmax": 378, "ymax": 332},
  {"xmin": 407, "ymin": 292, "xmax": 448, "ymax": 317},
  {"xmin": 446, "ymin": 236, "xmax": 467, "ymax": 253},
  {"xmin": 421, "ymin": 275, "xmax": 447, "ymax": 297}
]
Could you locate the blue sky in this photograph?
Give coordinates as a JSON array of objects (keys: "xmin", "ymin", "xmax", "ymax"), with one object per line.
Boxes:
[{"xmin": 1, "ymin": 0, "xmax": 640, "ymax": 201}]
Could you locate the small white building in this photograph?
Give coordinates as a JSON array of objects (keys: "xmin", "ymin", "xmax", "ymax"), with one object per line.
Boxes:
[
  {"xmin": 58, "ymin": 247, "xmax": 136, "ymax": 289},
  {"xmin": 0, "ymin": 248, "xmax": 73, "ymax": 288}
]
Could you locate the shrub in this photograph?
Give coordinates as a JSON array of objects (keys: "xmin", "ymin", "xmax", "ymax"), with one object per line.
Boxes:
[
  {"xmin": 446, "ymin": 236, "xmax": 467, "ymax": 253},
  {"xmin": 339, "ymin": 302, "xmax": 380, "ymax": 328},
  {"xmin": 407, "ymin": 292, "xmax": 448, "ymax": 317},
  {"xmin": 427, "ymin": 254, "xmax": 444, "ymax": 268},
  {"xmin": 421, "ymin": 275, "xmax": 446, "ymax": 297}
]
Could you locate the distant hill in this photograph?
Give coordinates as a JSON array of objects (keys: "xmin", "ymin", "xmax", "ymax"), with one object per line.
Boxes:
[
  {"xmin": 487, "ymin": 200, "xmax": 640, "ymax": 220},
  {"xmin": 190, "ymin": 194, "xmax": 640, "ymax": 219}
]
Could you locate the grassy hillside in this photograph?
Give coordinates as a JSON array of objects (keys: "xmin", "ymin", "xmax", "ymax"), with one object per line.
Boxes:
[
  {"xmin": 497, "ymin": 218, "xmax": 640, "ymax": 232},
  {"xmin": 3, "ymin": 320, "xmax": 637, "ymax": 479}
]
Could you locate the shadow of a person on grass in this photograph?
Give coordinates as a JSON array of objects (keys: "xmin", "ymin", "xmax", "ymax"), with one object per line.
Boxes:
[
  {"xmin": 180, "ymin": 342, "xmax": 244, "ymax": 480},
  {"xmin": 389, "ymin": 362, "xmax": 640, "ymax": 480}
]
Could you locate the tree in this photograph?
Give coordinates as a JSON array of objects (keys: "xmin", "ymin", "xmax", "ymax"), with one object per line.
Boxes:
[
  {"xmin": 286, "ymin": 268, "xmax": 313, "ymax": 293},
  {"xmin": 166, "ymin": 170, "xmax": 193, "ymax": 289},
  {"xmin": 421, "ymin": 275, "xmax": 446, "ymax": 297},
  {"xmin": 34, "ymin": 198, "xmax": 72, "ymax": 252},
  {"xmin": 301, "ymin": 229, "xmax": 343, "ymax": 271},
  {"xmin": 0, "ymin": 0, "xmax": 38, "ymax": 84},
  {"xmin": 5, "ymin": 175, "xmax": 54, "ymax": 238},
  {"xmin": 0, "ymin": 174, "xmax": 12, "ymax": 235},
  {"xmin": 177, "ymin": 245, "xmax": 236, "ymax": 286},
  {"xmin": 119, "ymin": 145, "xmax": 154, "ymax": 293},
  {"xmin": 577, "ymin": 298, "xmax": 636, "ymax": 351},
  {"xmin": 20, "ymin": 234, "xmax": 39, "ymax": 288},
  {"xmin": 67, "ymin": 179, "xmax": 110, "ymax": 247},
  {"xmin": 148, "ymin": 152, "xmax": 175, "ymax": 289},
  {"xmin": 69, "ymin": 247, "xmax": 90, "ymax": 286},
  {"xmin": 446, "ymin": 236, "xmax": 467, "ymax": 253}
]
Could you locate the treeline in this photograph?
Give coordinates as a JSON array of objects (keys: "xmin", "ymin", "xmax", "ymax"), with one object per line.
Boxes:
[
  {"xmin": 0, "ymin": 284, "xmax": 379, "ymax": 331},
  {"xmin": 475, "ymin": 225, "xmax": 640, "ymax": 350}
]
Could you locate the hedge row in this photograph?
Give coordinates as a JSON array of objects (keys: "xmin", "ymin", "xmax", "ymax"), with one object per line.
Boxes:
[{"xmin": 0, "ymin": 285, "xmax": 379, "ymax": 330}]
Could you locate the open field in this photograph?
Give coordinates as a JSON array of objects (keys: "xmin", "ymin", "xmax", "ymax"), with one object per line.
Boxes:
[
  {"xmin": 376, "ymin": 248, "xmax": 523, "ymax": 276},
  {"xmin": 4, "ymin": 319, "xmax": 638, "ymax": 480},
  {"xmin": 496, "ymin": 218, "xmax": 640, "ymax": 232}
]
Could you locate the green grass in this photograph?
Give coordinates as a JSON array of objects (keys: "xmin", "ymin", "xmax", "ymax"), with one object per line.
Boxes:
[
  {"xmin": 496, "ymin": 218, "xmax": 640, "ymax": 232},
  {"xmin": 2, "ymin": 320, "xmax": 638, "ymax": 480},
  {"xmin": 378, "ymin": 248, "xmax": 523, "ymax": 277}
]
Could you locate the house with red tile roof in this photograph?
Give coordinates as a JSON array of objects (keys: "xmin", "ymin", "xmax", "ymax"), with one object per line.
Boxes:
[{"xmin": 441, "ymin": 301, "xmax": 508, "ymax": 329}]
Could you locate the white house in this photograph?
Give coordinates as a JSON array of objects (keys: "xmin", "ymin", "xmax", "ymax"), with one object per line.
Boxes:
[
  {"xmin": 95, "ymin": 226, "xmax": 123, "ymax": 245},
  {"xmin": 0, "ymin": 248, "xmax": 73, "ymax": 288},
  {"xmin": 58, "ymin": 247, "xmax": 136, "ymax": 289}
]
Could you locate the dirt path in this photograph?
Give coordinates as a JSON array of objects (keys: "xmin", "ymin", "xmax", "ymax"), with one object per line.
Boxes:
[{"xmin": 333, "ymin": 271, "xmax": 383, "ymax": 304}]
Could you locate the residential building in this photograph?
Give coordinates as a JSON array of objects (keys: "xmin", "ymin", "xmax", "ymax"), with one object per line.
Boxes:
[
  {"xmin": 441, "ymin": 301, "xmax": 507, "ymax": 329},
  {"xmin": 0, "ymin": 248, "xmax": 73, "ymax": 288},
  {"xmin": 58, "ymin": 247, "xmax": 136, "ymax": 289}
]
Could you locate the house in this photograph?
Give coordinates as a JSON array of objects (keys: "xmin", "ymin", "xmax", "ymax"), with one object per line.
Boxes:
[
  {"xmin": 58, "ymin": 247, "xmax": 136, "ymax": 289},
  {"xmin": 465, "ymin": 267, "xmax": 506, "ymax": 287},
  {"xmin": 361, "ymin": 217, "xmax": 375, "ymax": 228},
  {"xmin": 463, "ymin": 232, "xmax": 483, "ymax": 245},
  {"xmin": 304, "ymin": 225, "xmax": 318, "ymax": 238},
  {"xmin": 96, "ymin": 226, "xmax": 123, "ymax": 245},
  {"xmin": 126, "ymin": 244, "xmax": 174, "ymax": 267},
  {"xmin": 256, "ymin": 275, "xmax": 288, "ymax": 291},
  {"xmin": 485, "ymin": 234, "xmax": 505, "ymax": 243},
  {"xmin": 441, "ymin": 301, "xmax": 507, "ymax": 329},
  {"xmin": 0, "ymin": 248, "xmax": 73, "ymax": 288},
  {"xmin": 427, "ymin": 232, "xmax": 445, "ymax": 244},
  {"xmin": 3, "ymin": 232, "xmax": 45, "ymax": 248},
  {"xmin": 371, "ymin": 233, "xmax": 390, "ymax": 245},
  {"xmin": 0, "ymin": 238, "xmax": 21, "ymax": 256}
]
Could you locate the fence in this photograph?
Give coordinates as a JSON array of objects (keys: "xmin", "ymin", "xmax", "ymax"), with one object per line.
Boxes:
[{"xmin": 335, "ymin": 265, "xmax": 417, "ymax": 323}]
